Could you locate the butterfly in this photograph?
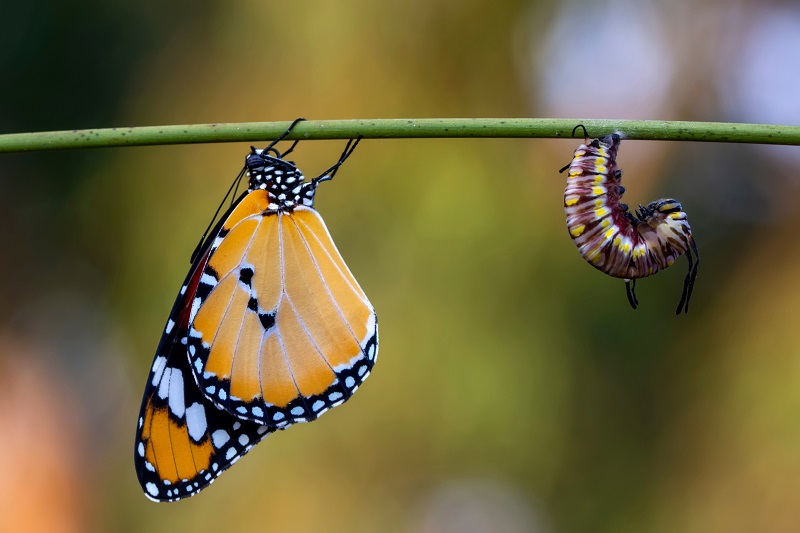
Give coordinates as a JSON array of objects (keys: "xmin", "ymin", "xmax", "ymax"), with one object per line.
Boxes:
[{"xmin": 134, "ymin": 119, "xmax": 378, "ymax": 501}]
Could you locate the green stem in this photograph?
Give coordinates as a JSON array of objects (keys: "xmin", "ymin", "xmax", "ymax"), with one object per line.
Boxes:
[{"xmin": 1, "ymin": 118, "xmax": 799, "ymax": 153}]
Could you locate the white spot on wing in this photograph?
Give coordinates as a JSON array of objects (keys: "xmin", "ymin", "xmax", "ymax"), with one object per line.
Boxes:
[
  {"xmin": 211, "ymin": 430, "xmax": 230, "ymax": 448},
  {"xmin": 190, "ymin": 297, "xmax": 202, "ymax": 323},
  {"xmin": 165, "ymin": 319, "xmax": 175, "ymax": 334},
  {"xmin": 168, "ymin": 370, "xmax": 186, "ymax": 418},
  {"xmin": 200, "ymin": 273, "xmax": 217, "ymax": 287},
  {"xmin": 157, "ymin": 367, "xmax": 172, "ymax": 399},
  {"xmin": 146, "ymin": 482, "xmax": 159, "ymax": 497},
  {"xmin": 152, "ymin": 356, "xmax": 167, "ymax": 386},
  {"xmin": 185, "ymin": 403, "xmax": 207, "ymax": 442}
]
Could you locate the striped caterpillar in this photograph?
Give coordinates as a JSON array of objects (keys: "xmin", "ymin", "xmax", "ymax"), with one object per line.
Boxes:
[{"xmin": 559, "ymin": 126, "xmax": 699, "ymax": 314}]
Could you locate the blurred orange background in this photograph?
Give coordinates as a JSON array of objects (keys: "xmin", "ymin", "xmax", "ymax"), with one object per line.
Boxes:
[{"xmin": 2, "ymin": 1, "xmax": 800, "ymax": 531}]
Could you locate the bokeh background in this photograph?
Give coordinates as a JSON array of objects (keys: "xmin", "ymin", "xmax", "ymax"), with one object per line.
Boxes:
[{"xmin": 2, "ymin": 0, "xmax": 800, "ymax": 531}]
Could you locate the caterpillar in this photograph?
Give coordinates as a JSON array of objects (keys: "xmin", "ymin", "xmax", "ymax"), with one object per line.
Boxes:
[{"xmin": 559, "ymin": 126, "xmax": 699, "ymax": 314}]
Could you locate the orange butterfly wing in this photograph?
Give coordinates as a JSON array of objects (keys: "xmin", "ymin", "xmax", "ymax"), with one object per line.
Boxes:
[
  {"xmin": 187, "ymin": 190, "xmax": 378, "ymax": 426},
  {"xmin": 134, "ymin": 215, "xmax": 276, "ymax": 502}
]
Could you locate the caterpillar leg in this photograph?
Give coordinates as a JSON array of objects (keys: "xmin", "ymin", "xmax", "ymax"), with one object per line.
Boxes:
[
  {"xmin": 625, "ymin": 279, "xmax": 638, "ymax": 310},
  {"xmin": 571, "ymin": 124, "xmax": 588, "ymax": 138},
  {"xmin": 675, "ymin": 237, "xmax": 700, "ymax": 314}
]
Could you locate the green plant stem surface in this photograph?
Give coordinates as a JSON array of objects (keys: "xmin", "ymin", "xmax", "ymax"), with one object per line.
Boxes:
[{"xmin": 1, "ymin": 119, "xmax": 799, "ymax": 153}]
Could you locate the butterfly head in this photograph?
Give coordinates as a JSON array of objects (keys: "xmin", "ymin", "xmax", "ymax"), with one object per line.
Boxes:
[{"xmin": 245, "ymin": 149, "xmax": 318, "ymax": 211}]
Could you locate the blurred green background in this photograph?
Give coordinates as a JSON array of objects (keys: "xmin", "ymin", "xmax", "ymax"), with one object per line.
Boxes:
[{"xmin": 2, "ymin": 0, "xmax": 800, "ymax": 531}]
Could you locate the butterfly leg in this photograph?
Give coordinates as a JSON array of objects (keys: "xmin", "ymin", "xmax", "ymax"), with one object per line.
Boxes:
[
  {"xmin": 263, "ymin": 117, "xmax": 307, "ymax": 157},
  {"xmin": 314, "ymin": 135, "xmax": 363, "ymax": 185}
]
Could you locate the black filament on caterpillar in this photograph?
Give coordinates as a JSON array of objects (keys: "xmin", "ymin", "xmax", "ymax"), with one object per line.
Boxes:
[{"xmin": 559, "ymin": 125, "xmax": 699, "ymax": 314}]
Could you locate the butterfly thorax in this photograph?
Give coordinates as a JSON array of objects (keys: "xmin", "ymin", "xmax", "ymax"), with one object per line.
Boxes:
[{"xmin": 245, "ymin": 150, "xmax": 317, "ymax": 212}]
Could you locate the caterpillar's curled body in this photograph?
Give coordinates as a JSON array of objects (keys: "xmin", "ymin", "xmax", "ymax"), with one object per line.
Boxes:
[{"xmin": 560, "ymin": 131, "xmax": 699, "ymax": 314}]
